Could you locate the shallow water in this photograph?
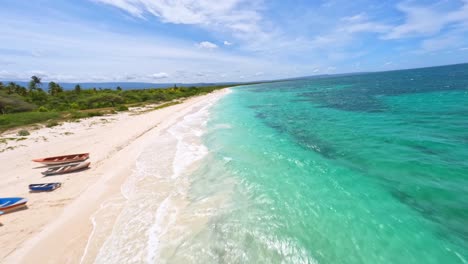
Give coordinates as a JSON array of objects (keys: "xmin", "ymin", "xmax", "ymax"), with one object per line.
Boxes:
[
  {"xmin": 92, "ymin": 64, "xmax": 468, "ymax": 263},
  {"xmin": 165, "ymin": 64, "xmax": 468, "ymax": 263}
]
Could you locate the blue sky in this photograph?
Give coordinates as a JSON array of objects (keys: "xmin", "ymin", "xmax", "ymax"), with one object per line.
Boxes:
[{"xmin": 0, "ymin": 0, "xmax": 467, "ymax": 83}]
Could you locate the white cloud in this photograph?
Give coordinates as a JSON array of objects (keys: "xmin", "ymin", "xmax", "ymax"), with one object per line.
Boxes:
[
  {"xmin": 149, "ymin": 72, "xmax": 169, "ymax": 79},
  {"xmin": 304, "ymin": 14, "xmax": 388, "ymax": 56},
  {"xmin": 0, "ymin": 70, "xmax": 82, "ymax": 82},
  {"xmin": 95, "ymin": 0, "xmax": 145, "ymax": 18},
  {"xmin": 197, "ymin": 41, "xmax": 218, "ymax": 49},
  {"xmin": 0, "ymin": 70, "xmax": 21, "ymax": 80},
  {"xmin": 4, "ymin": 0, "xmax": 467, "ymax": 83},
  {"xmin": 31, "ymin": 50, "xmax": 44, "ymax": 57},
  {"xmin": 339, "ymin": 13, "xmax": 390, "ymax": 34},
  {"xmin": 254, "ymin": 71, "xmax": 264, "ymax": 76},
  {"xmin": 343, "ymin": 22, "xmax": 389, "ymax": 34},
  {"xmin": 124, "ymin": 74, "xmax": 138, "ymax": 80},
  {"xmin": 0, "ymin": 13, "xmax": 283, "ymax": 82},
  {"xmin": 421, "ymin": 33, "xmax": 463, "ymax": 52},
  {"xmin": 341, "ymin": 13, "xmax": 367, "ymax": 23},
  {"xmin": 30, "ymin": 70, "xmax": 48, "ymax": 79},
  {"xmin": 384, "ymin": 1, "xmax": 468, "ymax": 39},
  {"xmin": 89, "ymin": 75, "xmax": 109, "ymax": 81},
  {"xmin": 93, "ymin": 0, "xmax": 277, "ymax": 53},
  {"xmin": 94, "ymin": 0, "xmax": 263, "ymax": 33},
  {"xmin": 306, "ymin": 2, "xmax": 468, "ymax": 61}
]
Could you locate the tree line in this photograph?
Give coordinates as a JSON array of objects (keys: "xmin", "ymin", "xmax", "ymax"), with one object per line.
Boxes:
[{"xmin": 0, "ymin": 75, "xmax": 229, "ymax": 114}]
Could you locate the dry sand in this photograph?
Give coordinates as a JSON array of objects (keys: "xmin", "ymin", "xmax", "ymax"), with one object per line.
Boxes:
[{"xmin": 0, "ymin": 89, "xmax": 229, "ymax": 263}]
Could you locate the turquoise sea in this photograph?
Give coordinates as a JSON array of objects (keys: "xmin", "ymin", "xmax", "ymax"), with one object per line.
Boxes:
[
  {"xmin": 168, "ymin": 64, "xmax": 468, "ymax": 263},
  {"xmin": 89, "ymin": 64, "xmax": 468, "ymax": 263}
]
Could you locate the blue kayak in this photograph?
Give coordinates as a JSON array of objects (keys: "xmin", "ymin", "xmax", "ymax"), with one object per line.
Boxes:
[
  {"xmin": 0, "ymin": 197, "xmax": 28, "ymax": 211},
  {"xmin": 29, "ymin": 183, "xmax": 62, "ymax": 192}
]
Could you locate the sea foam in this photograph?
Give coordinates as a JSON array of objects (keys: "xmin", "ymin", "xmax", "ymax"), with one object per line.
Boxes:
[{"xmin": 88, "ymin": 91, "xmax": 228, "ymax": 263}]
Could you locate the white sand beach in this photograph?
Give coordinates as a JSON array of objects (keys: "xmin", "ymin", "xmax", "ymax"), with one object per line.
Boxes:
[{"xmin": 0, "ymin": 89, "xmax": 229, "ymax": 263}]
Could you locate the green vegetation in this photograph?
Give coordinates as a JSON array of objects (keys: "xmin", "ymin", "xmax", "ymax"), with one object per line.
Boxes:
[
  {"xmin": 46, "ymin": 121, "xmax": 60, "ymax": 128},
  {"xmin": 0, "ymin": 111, "xmax": 61, "ymax": 131},
  {"xmin": 116, "ymin": 105, "xmax": 129, "ymax": 111},
  {"xmin": 17, "ymin": 129, "xmax": 30, "ymax": 136},
  {"xmin": 0, "ymin": 76, "xmax": 237, "ymax": 131},
  {"xmin": 153, "ymin": 101, "xmax": 181, "ymax": 110}
]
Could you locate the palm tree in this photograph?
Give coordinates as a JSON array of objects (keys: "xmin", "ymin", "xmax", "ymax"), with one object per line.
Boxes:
[
  {"xmin": 28, "ymin": 75, "xmax": 42, "ymax": 93},
  {"xmin": 74, "ymin": 84, "xmax": 81, "ymax": 93}
]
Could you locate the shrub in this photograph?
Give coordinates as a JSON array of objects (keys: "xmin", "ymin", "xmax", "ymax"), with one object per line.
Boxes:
[
  {"xmin": 69, "ymin": 102, "xmax": 80, "ymax": 110},
  {"xmin": 87, "ymin": 111, "xmax": 104, "ymax": 117},
  {"xmin": 37, "ymin": 106, "xmax": 49, "ymax": 112},
  {"xmin": 17, "ymin": 129, "xmax": 30, "ymax": 136},
  {"xmin": 0, "ymin": 92, "xmax": 36, "ymax": 114},
  {"xmin": 69, "ymin": 111, "xmax": 88, "ymax": 119},
  {"xmin": 0, "ymin": 112, "xmax": 61, "ymax": 131},
  {"xmin": 116, "ymin": 105, "xmax": 128, "ymax": 111},
  {"xmin": 46, "ymin": 121, "xmax": 59, "ymax": 128}
]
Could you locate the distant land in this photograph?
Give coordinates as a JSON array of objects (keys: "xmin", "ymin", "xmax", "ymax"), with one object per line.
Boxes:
[
  {"xmin": 0, "ymin": 73, "xmax": 367, "ymax": 90},
  {"xmin": 0, "ymin": 81, "xmax": 243, "ymax": 90},
  {"xmin": 3, "ymin": 62, "xmax": 465, "ymax": 90}
]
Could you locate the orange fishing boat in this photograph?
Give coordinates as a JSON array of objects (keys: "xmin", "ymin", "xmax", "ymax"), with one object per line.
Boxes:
[{"xmin": 32, "ymin": 153, "xmax": 89, "ymax": 165}]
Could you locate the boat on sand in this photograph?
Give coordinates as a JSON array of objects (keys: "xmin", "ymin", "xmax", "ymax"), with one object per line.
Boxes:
[
  {"xmin": 32, "ymin": 153, "xmax": 89, "ymax": 165},
  {"xmin": 0, "ymin": 197, "xmax": 28, "ymax": 212},
  {"xmin": 29, "ymin": 183, "xmax": 62, "ymax": 192},
  {"xmin": 42, "ymin": 161, "xmax": 90, "ymax": 176}
]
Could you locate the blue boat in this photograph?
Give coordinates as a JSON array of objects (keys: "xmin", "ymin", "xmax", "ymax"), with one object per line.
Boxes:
[
  {"xmin": 29, "ymin": 183, "xmax": 62, "ymax": 192},
  {"xmin": 0, "ymin": 197, "xmax": 28, "ymax": 212}
]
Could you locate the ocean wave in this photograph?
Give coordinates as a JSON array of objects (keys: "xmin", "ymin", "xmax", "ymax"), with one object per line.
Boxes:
[{"xmin": 89, "ymin": 91, "xmax": 228, "ymax": 263}]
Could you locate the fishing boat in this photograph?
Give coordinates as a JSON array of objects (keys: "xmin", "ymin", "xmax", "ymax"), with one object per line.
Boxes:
[
  {"xmin": 29, "ymin": 182, "xmax": 62, "ymax": 192},
  {"xmin": 32, "ymin": 153, "xmax": 89, "ymax": 165},
  {"xmin": 42, "ymin": 161, "xmax": 91, "ymax": 176},
  {"xmin": 0, "ymin": 197, "xmax": 28, "ymax": 212}
]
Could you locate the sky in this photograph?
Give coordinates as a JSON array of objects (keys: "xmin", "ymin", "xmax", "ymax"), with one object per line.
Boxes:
[{"xmin": 0, "ymin": 0, "xmax": 468, "ymax": 83}]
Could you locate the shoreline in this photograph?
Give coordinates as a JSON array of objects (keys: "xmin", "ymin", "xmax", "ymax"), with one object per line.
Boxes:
[{"xmin": 0, "ymin": 89, "xmax": 230, "ymax": 263}]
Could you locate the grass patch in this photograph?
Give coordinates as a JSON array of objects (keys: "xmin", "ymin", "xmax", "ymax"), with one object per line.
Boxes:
[
  {"xmin": 115, "ymin": 105, "xmax": 128, "ymax": 111},
  {"xmin": 153, "ymin": 101, "xmax": 181, "ymax": 110},
  {"xmin": 87, "ymin": 111, "xmax": 105, "ymax": 117},
  {"xmin": 69, "ymin": 110, "xmax": 105, "ymax": 118},
  {"xmin": 69, "ymin": 111, "xmax": 88, "ymax": 119},
  {"xmin": 0, "ymin": 112, "xmax": 60, "ymax": 132},
  {"xmin": 0, "ymin": 146, "xmax": 17, "ymax": 153},
  {"xmin": 17, "ymin": 129, "xmax": 30, "ymax": 136},
  {"xmin": 46, "ymin": 121, "xmax": 60, "ymax": 128}
]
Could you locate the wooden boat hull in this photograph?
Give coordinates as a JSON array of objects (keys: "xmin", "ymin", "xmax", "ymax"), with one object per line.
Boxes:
[
  {"xmin": 33, "ymin": 153, "xmax": 89, "ymax": 165},
  {"xmin": 42, "ymin": 161, "xmax": 91, "ymax": 176},
  {"xmin": 29, "ymin": 183, "xmax": 62, "ymax": 192},
  {"xmin": 0, "ymin": 197, "xmax": 28, "ymax": 212}
]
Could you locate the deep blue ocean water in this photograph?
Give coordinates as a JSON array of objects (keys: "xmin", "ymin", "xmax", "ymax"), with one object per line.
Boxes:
[{"xmin": 168, "ymin": 64, "xmax": 468, "ymax": 263}]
